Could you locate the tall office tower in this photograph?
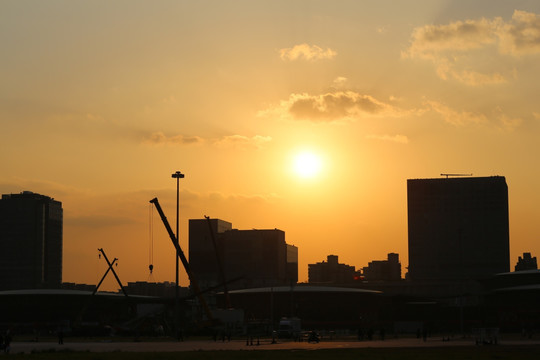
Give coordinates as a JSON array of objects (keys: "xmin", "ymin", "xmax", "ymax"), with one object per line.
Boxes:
[
  {"xmin": 407, "ymin": 176, "xmax": 509, "ymax": 281},
  {"xmin": 0, "ymin": 191, "xmax": 63, "ymax": 290},
  {"xmin": 188, "ymin": 218, "xmax": 232, "ymax": 289}
]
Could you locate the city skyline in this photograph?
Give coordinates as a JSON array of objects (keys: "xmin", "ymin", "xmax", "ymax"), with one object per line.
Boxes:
[{"xmin": 2, "ymin": 1, "xmax": 540, "ymax": 290}]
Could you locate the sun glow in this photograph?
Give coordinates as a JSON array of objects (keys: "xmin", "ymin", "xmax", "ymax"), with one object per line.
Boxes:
[{"xmin": 292, "ymin": 151, "xmax": 322, "ymax": 178}]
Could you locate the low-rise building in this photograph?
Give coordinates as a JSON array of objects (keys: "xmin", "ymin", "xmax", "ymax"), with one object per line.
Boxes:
[{"xmin": 308, "ymin": 255, "xmax": 356, "ymax": 284}]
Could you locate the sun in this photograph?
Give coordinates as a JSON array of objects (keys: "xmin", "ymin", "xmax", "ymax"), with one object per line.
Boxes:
[{"xmin": 292, "ymin": 151, "xmax": 322, "ymax": 179}]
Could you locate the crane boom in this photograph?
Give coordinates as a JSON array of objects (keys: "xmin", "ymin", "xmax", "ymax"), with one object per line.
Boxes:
[
  {"xmin": 149, "ymin": 197, "xmax": 214, "ymax": 322},
  {"xmin": 98, "ymin": 248, "xmax": 128, "ymax": 297}
]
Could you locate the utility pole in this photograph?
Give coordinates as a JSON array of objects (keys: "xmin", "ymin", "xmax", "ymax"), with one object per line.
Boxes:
[{"xmin": 171, "ymin": 171, "xmax": 184, "ymax": 340}]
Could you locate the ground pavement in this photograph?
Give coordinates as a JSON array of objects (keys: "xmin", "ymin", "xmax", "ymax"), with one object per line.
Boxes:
[{"xmin": 9, "ymin": 336, "xmax": 540, "ymax": 354}]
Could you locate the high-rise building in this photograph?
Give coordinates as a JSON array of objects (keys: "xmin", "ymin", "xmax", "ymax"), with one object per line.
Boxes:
[
  {"xmin": 189, "ymin": 219, "xmax": 297, "ymax": 290},
  {"xmin": 407, "ymin": 176, "xmax": 509, "ymax": 281},
  {"xmin": 0, "ymin": 191, "xmax": 63, "ymax": 290}
]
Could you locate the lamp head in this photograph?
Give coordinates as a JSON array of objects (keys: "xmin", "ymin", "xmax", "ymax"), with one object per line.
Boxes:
[{"xmin": 172, "ymin": 171, "xmax": 185, "ymax": 179}]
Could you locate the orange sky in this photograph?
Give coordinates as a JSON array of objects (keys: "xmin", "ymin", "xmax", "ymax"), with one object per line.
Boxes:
[{"xmin": 2, "ymin": 1, "xmax": 540, "ymax": 290}]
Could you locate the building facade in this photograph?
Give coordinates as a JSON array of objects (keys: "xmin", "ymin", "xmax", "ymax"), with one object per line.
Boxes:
[
  {"xmin": 407, "ymin": 176, "xmax": 510, "ymax": 281},
  {"xmin": 515, "ymin": 252, "xmax": 537, "ymax": 271},
  {"xmin": 188, "ymin": 218, "xmax": 232, "ymax": 289},
  {"xmin": 308, "ymin": 255, "xmax": 356, "ymax": 284},
  {"xmin": 362, "ymin": 253, "xmax": 401, "ymax": 281},
  {"xmin": 189, "ymin": 219, "xmax": 297, "ymax": 291},
  {"xmin": 0, "ymin": 191, "xmax": 63, "ymax": 290}
]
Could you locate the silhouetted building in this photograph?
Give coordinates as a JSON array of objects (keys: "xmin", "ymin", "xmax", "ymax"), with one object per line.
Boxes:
[
  {"xmin": 515, "ymin": 252, "xmax": 537, "ymax": 271},
  {"xmin": 363, "ymin": 253, "xmax": 401, "ymax": 281},
  {"xmin": 124, "ymin": 281, "xmax": 189, "ymax": 298},
  {"xmin": 0, "ymin": 191, "xmax": 63, "ymax": 290},
  {"xmin": 286, "ymin": 244, "xmax": 299, "ymax": 284},
  {"xmin": 308, "ymin": 255, "xmax": 356, "ymax": 284},
  {"xmin": 189, "ymin": 218, "xmax": 232, "ymax": 289},
  {"xmin": 407, "ymin": 176, "xmax": 510, "ymax": 281},
  {"xmin": 189, "ymin": 219, "xmax": 297, "ymax": 290},
  {"xmin": 61, "ymin": 282, "xmax": 96, "ymax": 292}
]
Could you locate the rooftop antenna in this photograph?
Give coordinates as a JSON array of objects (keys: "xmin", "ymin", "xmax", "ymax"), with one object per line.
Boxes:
[{"xmin": 440, "ymin": 173, "xmax": 473, "ymax": 179}]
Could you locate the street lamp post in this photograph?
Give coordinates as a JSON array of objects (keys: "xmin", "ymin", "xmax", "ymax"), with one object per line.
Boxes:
[{"xmin": 171, "ymin": 171, "xmax": 184, "ymax": 340}]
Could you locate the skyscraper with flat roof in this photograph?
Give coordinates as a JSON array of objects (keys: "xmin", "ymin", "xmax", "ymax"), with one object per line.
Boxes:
[
  {"xmin": 0, "ymin": 191, "xmax": 63, "ymax": 290},
  {"xmin": 407, "ymin": 176, "xmax": 509, "ymax": 281}
]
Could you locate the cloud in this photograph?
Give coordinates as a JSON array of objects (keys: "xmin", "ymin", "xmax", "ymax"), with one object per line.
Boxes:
[
  {"xmin": 144, "ymin": 132, "xmax": 205, "ymax": 146},
  {"xmin": 425, "ymin": 100, "xmax": 487, "ymax": 126},
  {"xmin": 403, "ymin": 10, "xmax": 540, "ymax": 85},
  {"xmin": 259, "ymin": 91, "xmax": 407, "ymax": 122},
  {"xmin": 423, "ymin": 100, "xmax": 524, "ymax": 130},
  {"xmin": 332, "ymin": 77, "xmax": 348, "ymax": 88},
  {"xmin": 143, "ymin": 132, "xmax": 271, "ymax": 150},
  {"xmin": 279, "ymin": 43, "xmax": 337, "ymax": 61},
  {"xmin": 207, "ymin": 191, "xmax": 280, "ymax": 204},
  {"xmin": 498, "ymin": 10, "xmax": 540, "ymax": 56},
  {"xmin": 366, "ymin": 134, "xmax": 409, "ymax": 144},
  {"xmin": 213, "ymin": 134, "xmax": 272, "ymax": 149},
  {"xmin": 493, "ymin": 107, "xmax": 523, "ymax": 131}
]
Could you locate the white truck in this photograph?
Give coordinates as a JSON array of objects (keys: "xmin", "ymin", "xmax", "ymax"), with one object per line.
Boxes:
[{"xmin": 278, "ymin": 317, "xmax": 301, "ymax": 339}]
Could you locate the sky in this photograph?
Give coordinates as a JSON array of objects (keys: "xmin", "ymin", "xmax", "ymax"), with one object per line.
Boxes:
[{"xmin": 2, "ymin": 0, "xmax": 540, "ymax": 290}]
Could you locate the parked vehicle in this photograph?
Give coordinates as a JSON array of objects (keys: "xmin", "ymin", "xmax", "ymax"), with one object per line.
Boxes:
[{"xmin": 278, "ymin": 317, "xmax": 301, "ymax": 339}]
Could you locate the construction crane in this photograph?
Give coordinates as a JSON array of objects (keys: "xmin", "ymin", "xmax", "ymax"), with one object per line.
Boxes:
[
  {"xmin": 77, "ymin": 248, "xmax": 128, "ymax": 325},
  {"xmin": 149, "ymin": 197, "xmax": 215, "ymax": 323},
  {"xmin": 440, "ymin": 173, "xmax": 473, "ymax": 179},
  {"xmin": 97, "ymin": 248, "xmax": 128, "ymax": 297}
]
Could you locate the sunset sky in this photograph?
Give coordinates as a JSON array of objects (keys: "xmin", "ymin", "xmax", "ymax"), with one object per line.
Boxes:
[{"xmin": 2, "ymin": 1, "xmax": 540, "ymax": 290}]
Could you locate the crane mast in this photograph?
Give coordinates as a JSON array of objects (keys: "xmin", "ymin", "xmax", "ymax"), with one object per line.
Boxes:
[{"xmin": 149, "ymin": 197, "xmax": 214, "ymax": 322}]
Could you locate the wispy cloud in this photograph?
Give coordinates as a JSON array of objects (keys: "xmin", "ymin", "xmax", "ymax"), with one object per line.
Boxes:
[
  {"xmin": 143, "ymin": 132, "xmax": 271, "ymax": 149},
  {"xmin": 213, "ymin": 135, "xmax": 272, "ymax": 149},
  {"xmin": 424, "ymin": 100, "xmax": 526, "ymax": 131},
  {"xmin": 403, "ymin": 10, "xmax": 540, "ymax": 85},
  {"xmin": 498, "ymin": 10, "xmax": 540, "ymax": 56},
  {"xmin": 425, "ymin": 100, "xmax": 488, "ymax": 126},
  {"xmin": 259, "ymin": 91, "xmax": 407, "ymax": 122},
  {"xmin": 366, "ymin": 134, "xmax": 409, "ymax": 144},
  {"xmin": 279, "ymin": 43, "xmax": 337, "ymax": 61},
  {"xmin": 144, "ymin": 132, "xmax": 205, "ymax": 145},
  {"xmin": 332, "ymin": 76, "xmax": 348, "ymax": 88}
]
